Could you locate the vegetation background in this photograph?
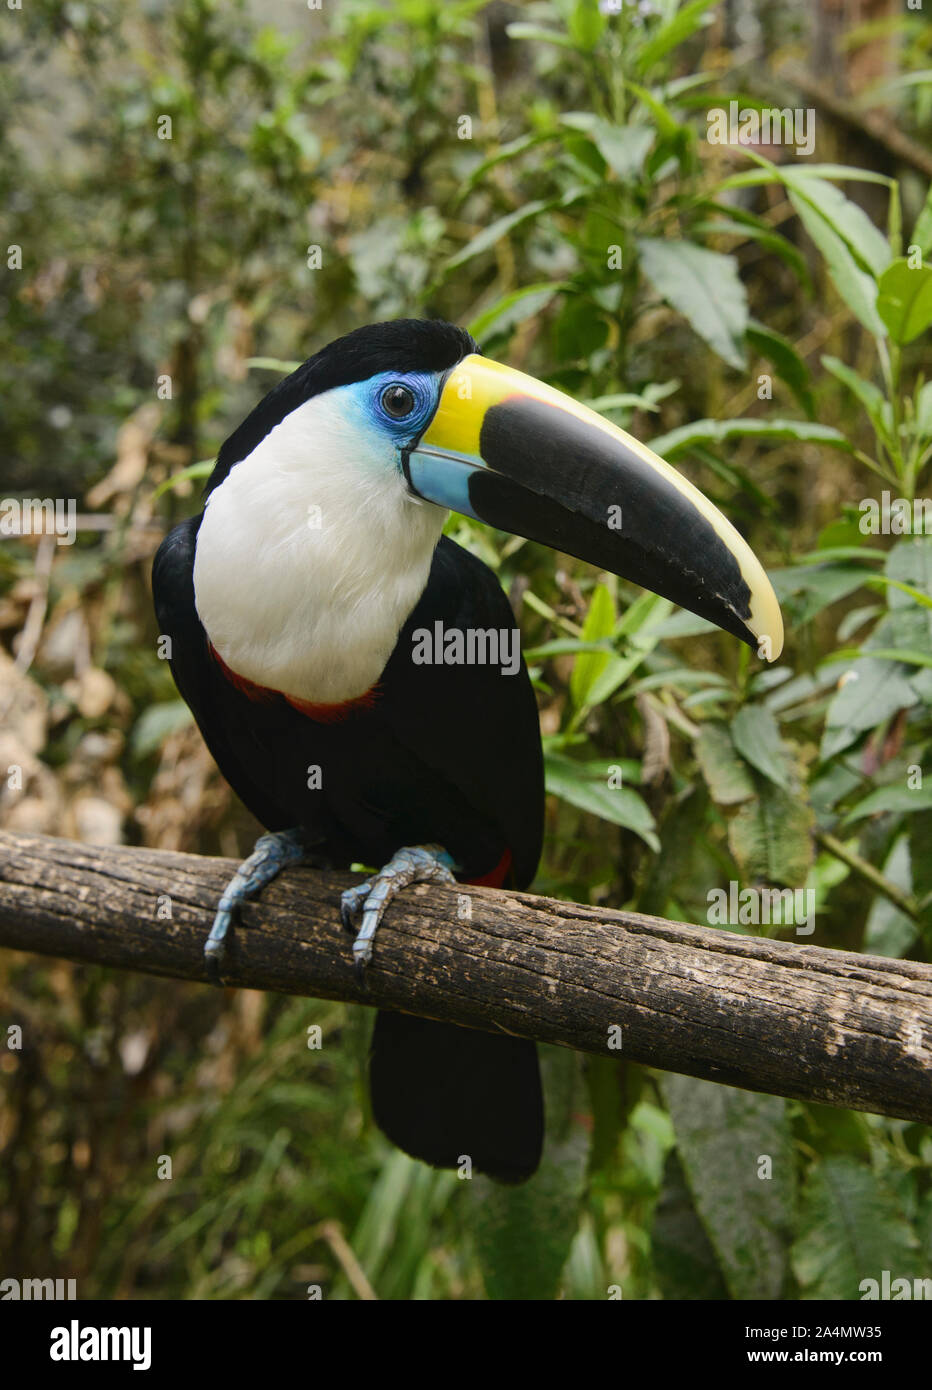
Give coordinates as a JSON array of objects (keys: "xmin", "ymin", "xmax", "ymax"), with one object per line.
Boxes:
[{"xmin": 1, "ymin": 0, "xmax": 931, "ymax": 1300}]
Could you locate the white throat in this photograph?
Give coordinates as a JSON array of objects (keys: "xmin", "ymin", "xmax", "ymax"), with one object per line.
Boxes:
[{"xmin": 193, "ymin": 390, "xmax": 447, "ymax": 704}]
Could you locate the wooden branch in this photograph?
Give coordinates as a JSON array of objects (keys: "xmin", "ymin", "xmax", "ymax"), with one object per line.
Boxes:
[{"xmin": 1, "ymin": 830, "xmax": 930, "ymax": 1123}]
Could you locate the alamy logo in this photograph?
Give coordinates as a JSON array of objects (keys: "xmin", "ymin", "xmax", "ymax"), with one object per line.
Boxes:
[
  {"xmin": 707, "ymin": 883, "xmax": 815, "ymax": 936},
  {"xmin": 49, "ymin": 1320, "xmax": 151, "ymax": 1370},
  {"xmin": 860, "ymin": 1271, "xmax": 931, "ymax": 1300},
  {"xmin": 0, "ymin": 1276, "xmax": 77, "ymax": 1299},
  {"xmin": 411, "ymin": 621, "xmax": 521, "ymax": 676},
  {"xmin": 0, "ymin": 496, "xmax": 77, "ymax": 546},
  {"xmin": 706, "ymin": 101, "xmax": 815, "ymax": 157}
]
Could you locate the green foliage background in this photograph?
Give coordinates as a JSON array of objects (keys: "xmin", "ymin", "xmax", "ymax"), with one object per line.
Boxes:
[{"xmin": 1, "ymin": 0, "xmax": 931, "ymax": 1299}]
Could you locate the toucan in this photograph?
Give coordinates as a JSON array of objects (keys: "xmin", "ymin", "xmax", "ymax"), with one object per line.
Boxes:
[{"xmin": 152, "ymin": 318, "xmax": 783, "ymax": 1183}]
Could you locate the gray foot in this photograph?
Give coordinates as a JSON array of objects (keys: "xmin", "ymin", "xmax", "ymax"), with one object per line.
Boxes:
[
  {"xmin": 340, "ymin": 844, "xmax": 456, "ymax": 978},
  {"xmin": 205, "ymin": 828, "xmax": 306, "ymax": 985}
]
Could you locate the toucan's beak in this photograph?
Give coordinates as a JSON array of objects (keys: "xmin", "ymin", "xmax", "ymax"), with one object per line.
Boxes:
[{"xmin": 406, "ymin": 354, "xmax": 783, "ymax": 660}]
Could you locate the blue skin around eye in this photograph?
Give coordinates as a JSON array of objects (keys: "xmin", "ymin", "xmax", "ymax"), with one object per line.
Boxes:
[
  {"xmin": 342, "ymin": 372, "xmax": 483, "ymax": 519},
  {"xmin": 345, "ymin": 371, "xmax": 440, "ymax": 444}
]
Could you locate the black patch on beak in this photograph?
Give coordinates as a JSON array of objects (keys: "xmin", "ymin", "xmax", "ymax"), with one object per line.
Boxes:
[{"xmin": 472, "ymin": 397, "xmax": 755, "ymax": 645}]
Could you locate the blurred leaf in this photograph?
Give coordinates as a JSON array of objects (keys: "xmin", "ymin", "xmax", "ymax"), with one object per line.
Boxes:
[
  {"xmin": 562, "ymin": 115, "xmax": 654, "ymax": 180},
  {"xmin": 789, "ymin": 191, "xmax": 885, "ymax": 335},
  {"xmin": 471, "ymin": 1048, "xmax": 587, "ymax": 1299},
  {"xmin": 821, "ymin": 355, "xmax": 892, "ymax": 443},
  {"xmin": 505, "ymin": 22, "xmax": 577, "ymax": 50},
  {"xmin": 638, "ymin": 238, "xmax": 748, "ymax": 369},
  {"xmin": 694, "ymin": 722, "xmax": 755, "ymax": 805},
  {"xmin": 729, "ymin": 779, "xmax": 814, "ymax": 883},
  {"xmin": 746, "ymin": 320, "xmax": 815, "ymax": 417},
  {"xmin": 785, "ymin": 173, "xmax": 892, "ymax": 277},
  {"xmin": 444, "ymin": 199, "xmax": 553, "ymax": 272},
  {"xmin": 731, "ymin": 706, "xmax": 793, "ymax": 791},
  {"xmin": 636, "ymin": 0, "xmax": 719, "ymax": 72},
  {"xmin": 821, "ymin": 658, "xmax": 918, "ymax": 760},
  {"xmin": 567, "ymin": 0, "xmax": 606, "ymax": 51},
  {"xmin": 911, "ymin": 181, "xmax": 932, "ymax": 257},
  {"xmin": 792, "ymin": 1158, "xmax": 919, "ymax": 1299},
  {"xmin": 570, "ymin": 581, "xmax": 616, "ymax": 710},
  {"xmin": 877, "ymin": 259, "xmax": 932, "ymax": 344},
  {"xmin": 468, "ymin": 283, "xmax": 562, "ymax": 343},
  {"xmin": 864, "ymin": 836, "xmax": 918, "ymax": 957},
  {"xmin": 131, "ymin": 700, "xmax": 194, "ymax": 757},
  {"xmin": 545, "ymin": 751, "xmax": 659, "ymax": 850},
  {"xmin": 652, "ymin": 1152, "xmax": 729, "ymax": 1300},
  {"xmin": 910, "ymin": 809, "xmax": 932, "ymax": 929},
  {"xmin": 624, "ymin": 78, "xmax": 681, "ymax": 140},
  {"xmin": 845, "ymin": 784, "xmax": 932, "ymax": 822},
  {"xmin": 152, "ymin": 458, "xmax": 215, "ymax": 500},
  {"xmin": 661, "ymin": 1075, "xmax": 793, "ymax": 1300},
  {"xmin": 553, "ymin": 295, "xmax": 610, "ymax": 360},
  {"xmin": 246, "ymin": 357, "xmax": 301, "ymax": 374},
  {"xmin": 651, "ymin": 417, "xmax": 850, "ymax": 459}
]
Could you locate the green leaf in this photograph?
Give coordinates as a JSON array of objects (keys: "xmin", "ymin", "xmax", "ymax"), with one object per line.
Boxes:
[
  {"xmin": 728, "ymin": 779, "xmax": 814, "ymax": 883},
  {"xmin": 567, "ymin": 0, "xmax": 606, "ymax": 50},
  {"xmin": 650, "ymin": 416, "xmax": 850, "ymax": 459},
  {"xmin": 821, "ymin": 355, "xmax": 892, "ymax": 445},
  {"xmin": 570, "ymin": 582, "xmax": 616, "ymax": 710},
  {"xmin": 820, "ymin": 657, "xmax": 918, "ymax": 760},
  {"xmin": 623, "ymin": 78, "xmax": 681, "ymax": 141},
  {"xmin": 553, "ymin": 294, "xmax": 609, "ymax": 360},
  {"xmin": 885, "ymin": 535, "xmax": 932, "ymax": 623},
  {"xmin": 788, "ymin": 191, "xmax": 885, "ymax": 336},
  {"xmin": 660, "ymin": 1075, "xmax": 793, "ymax": 1300},
  {"xmin": 910, "ymin": 809, "xmax": 932, "ymax": 924},
  {"xmin": 864, "ymin": 837, "xmax": 918, "ymax": 957},
  {"xmin": 717, "ymin": 162, "xmax": 893, "ymax": 193},
  {"xmin": 444, "ymin": 199, "xmax": 552, "ymax": 273},
  {"xmin": 467, "ymin": 283, "xmax": 562, "ymax": 343},
  {"xmin": 746, "ymin": 321, "xmax": 814, "ymax": 417},
  {"xmin": 613, "ymin": 589, "xmax": 672, "ymax": 642},
  {"xmin": 636, "ymin": 0, "xmax": 719, "ymax": 72},
  {"xmin": 835, "ymin": 646, "xmax": 932, "ymax": 670},
  {"xmin": 772, "ymin": 563, "xmax": 871, "ymax": 626},
  {"xmin": 838, "ymin": 604, "xmax": 883, "ymax": 642},
  {"xmin": 652, "ymin": 1153, "xmax": 729, "ymax": 1300},
  {"xmin": 245, "ymin": 356, "xmax": 301, "ymax": 374},
  {"xmin": 544, "ymin": 751, "xmax": 659, "ymax": 851},
  {"xmin": 637, "ymin": 238, "xmax": 748, "ymax": 369},
  {"xmin": 911, "ymin": 181, "xmax": 932, "ymax": 258},
  {"xmin": 581, "ymin": 383, "xmax": 677, "ymax": 415},
  {"xmin": 694, "ymin": 723, "xmax": 755, "ymax": 805},
  {"xmin": 731, "ymin": 706, "xmax": 793, "ymax": 791},
  {"xmin": 504, "ymin": 22, "xmax": 577, "ymax": 50},
  {"xmin": 876, "ymin": 259, "xmax": 932, "ymax": 344},
  {"xmin": 784, "ymin": 173, "xmax": 891, "ymax": 277},
  {"xmin": 130, "ymin": 700, "xmax": 194, "ymax": 757},
  {"xmin": 459, "ymin": 132, "xmax": 557, "ymax": 196},
  {"xmin": 844, "ymin": 784, "xmax": 932, "ymax": 822},
  {"xmin": 916, "ymin": 380, "xmax": 932, "ymax": 436},
  {"xmin": 151, "ymin": 458, "xmax": 215, "ymax": 501},
  {"xmin": 792, "ymin": 1158, "xmax": 920, "ymax": 1299},
  {"xmin": 471, "ymin": 1047, "xmax": 588, "ymax": 1299},
  {"xmin": 562, "ymin": 115, "xmax": 654, "ymax": 180},
  {"xmin": 699, "ymin": 201, "xmax": 813, "ymax": 288}
]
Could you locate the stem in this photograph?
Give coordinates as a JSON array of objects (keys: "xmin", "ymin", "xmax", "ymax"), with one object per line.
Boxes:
[{"xmin": 814, "ymin": 829, "xmax": 920, "ymax": 923}]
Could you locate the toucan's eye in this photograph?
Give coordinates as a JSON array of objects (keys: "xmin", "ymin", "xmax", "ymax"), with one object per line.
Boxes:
[{"xmin": 381, "ymin": 384, "xmax": 416, "ymax": 419}]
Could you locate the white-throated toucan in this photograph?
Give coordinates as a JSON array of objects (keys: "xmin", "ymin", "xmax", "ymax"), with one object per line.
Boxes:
[{"xmin": 152, "ymin": 318, "xmax": 783, "ymax": 1183}]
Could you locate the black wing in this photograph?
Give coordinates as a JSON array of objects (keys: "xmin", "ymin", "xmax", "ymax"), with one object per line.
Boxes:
[{"xmin": 380, "ymin": 535, "xmax": 544, "ymax": 888}]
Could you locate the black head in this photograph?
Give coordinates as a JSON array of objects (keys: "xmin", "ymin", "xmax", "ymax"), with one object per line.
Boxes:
[{"xmin": 206, "ymin": 319, "xmax": 478, "ymax": 496}]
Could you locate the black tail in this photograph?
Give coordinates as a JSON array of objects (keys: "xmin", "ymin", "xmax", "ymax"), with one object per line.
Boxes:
[{"xmin": 369, "ymin": 1010, "xmax": 543, "ymax": 1183}]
